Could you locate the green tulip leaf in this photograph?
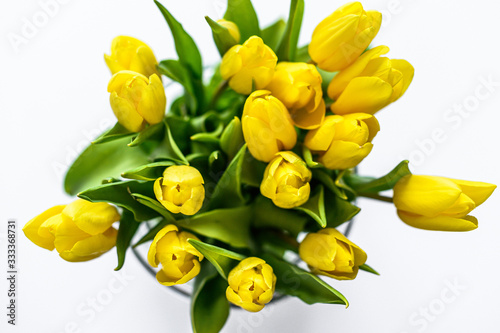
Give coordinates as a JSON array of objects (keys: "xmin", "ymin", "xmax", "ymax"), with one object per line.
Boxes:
[
  {"xmin": 240, "ymin": 150, "xmax": 266, "ymax": 187},
  {"xmin": 313, "ymin": 169, "xmax": 348, "ymax": 200},
  {"xmin": 295, "ymin": 44, "xmax": 310, "ymax": 62},
  {"xmin": 324, "ymin": 190, "xmax": 360, "ymax": 229},
  {"xmin": 165, "ymin": 115, "xmax": 191, "ymax": 152},
  {"xmin": 131, "ymin": 193, "xmax": 177, "ymax": 223},
  {"xmin": 205, "ymin": 16, "xmax": 238, "ymax": 56},
  {"xmin": 294, "ymin": 185, "xmax": 327, "ymax": 228},
  {"xmin": 121, "ymin": 161, "xmax": 176, "ymax": 181},
  {"xmin": 302, "ymin": 145, "xmax": 322, "ymax": 169},
  {"xmin": 78, "ymin": 180, "xmax": 158, "ymax": 221},
  {"xmin": 115, "ymin": 210, "xmax": 140, "ymax": 271},
  {"xmin": 224, "ymin": 0, "xmax": 261, "ymax": 42},
  {"xmin": 155, "ymin": 1, "xmax": 202, "ymax": 79},
  {"xmin": 180, "ymin": 206, "xmax": 252, "ymax": 248},
  {"xmin": 262, "ymin": 19, "xmax": 286, "ymax": 51},
  {"xmin": 133, "ymin": 218, "xmax": 168, "ymax": 248},
  {"xmin": 262, "ymin": 255, "xmax": 349, "ymax": 306},
  {"xmin": 188, "ymin": 239, "xmax": 245, "ymax": 279},
  {"xmin": 359, "ymin": 263, "xmax": 380, "ymax": 276},
  {"xmin": 191, "ymin": 263, "xmax": 230, "ymax": 333},
  {"xmin": 346, "ymin": 160, "xmax": 411, "ymax": 194},
  {"xmin": 276, "ymin": 0, "xmax": 304, "ymax": 61},
  {"xmin": 220, "ymin": 117, "xmax": 244, "ymax": 160},
  {"xmin": 159, "ymin": 59, "xmax": 197, "ymax": 112},
  {"xmin": 92, "ymin": 122, "xmax": 134, "ymax": 145},
  {"xmin": 64, "ymin": 136, "xmax": 150, "ymax": 195},
  {"xmin": 208, "ymin": 144, "xmax": 247, "ymax": 209},
  {"xmin": 335, "ymin": 170, "xmax": 356, "ymax": 201},
  {"xmin": 128, "ymin": 122, "xmax": 165, "ymax": 147},
  {"xmin": 252, "ymin": 195, "xmax": 308, "ymax": 237},
  {"xmin": 151, "ymin": 119, "xmax": 189, "ymax": 165}
]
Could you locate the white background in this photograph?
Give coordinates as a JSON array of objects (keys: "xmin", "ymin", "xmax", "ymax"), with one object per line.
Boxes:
[{"xmin": 1, "ymin": 0, "xmax": 500, "ymax": 332}]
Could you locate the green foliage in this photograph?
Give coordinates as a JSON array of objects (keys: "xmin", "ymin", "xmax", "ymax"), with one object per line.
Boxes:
[{"xmin": 223, "ymin": 0, "xmax": 261, "ymax": 41}]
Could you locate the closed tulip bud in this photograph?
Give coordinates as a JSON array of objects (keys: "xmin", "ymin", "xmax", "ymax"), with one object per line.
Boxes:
[
  {"xmin": 23, "ymin": 199, "xmax": 119, "ymax": 262},
  {"xmin": 147, "ymin": 225, "xmax": 204, "ymax": 286},
  {"xmin": 220, "ymin": 36, "xmax": 277, "ymax": 95},
  {"xmin": 104, "ymin": 36, "xmax": 159, "ymax": 78},
  {"xmin": 309, "ymin": 2, "xmax": 382, "ymax": 72},
  {"xmin": 226, "ymin": 257, "xmax": 276, "ymax": 312},
  {"xmin": 216, "ymin": 19, "xmax": 241, "ymax": 43},
  {"xmin": 393, "ymin": 175, "xmax": 496, "ymax": 231},
  {"xmin": 304, "ymin": 113, "xmax": 379, "ymax": 169},
  {"xmin": 260, "ymin": 151, "xmax": 312, "ymax": 209},
  {"xmin": 154, "ymin": 165, "xmax": 205, "ymax": 216},
  {"xmin": 299, "ymin": 228, "xmax": 367, "ymax": 280},
  {"xmin": 328, "ymin": 45, "xmax": 414, "ymax": 115},
  {"xmin": 242, "ymin": 90, "xmax": 297, "ymax": 162},
  {"xmin": 108, "ymin": 70, "xmax": 166, "ymax": 132},
  {"xmin": 265, "ymin": 62, "xmax": 325, "ymax": 130}
]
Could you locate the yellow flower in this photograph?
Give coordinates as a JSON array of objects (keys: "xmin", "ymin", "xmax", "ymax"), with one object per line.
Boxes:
[
  {"xmin": 22, "ymin": 199, "xmax": 119, "ymax": 262},
  {"xmin": 242, "ymin": 90, "xmax": 297, "ymax": 162},
  {"xmin": 260, "ymin": 151, "xmax": 312, "ymax": 209},
  {"xmin": 393, "ymin": 175, "xmax": 496, "ymax": 231},
  {"xmin": 309, "ymin": 2, "xmax": 382, "ymax": 72},
  {"xmin": 299, "ymin": 228, "xmax": 367, "ymax": 280},
  {"xmin": 220, "ymin": 36, "xmax": 277, "ymax": 95},
  {"xmin": 328, "ymin": 45, "xmax": 414, "ymax": 115},
  {"xmin": 226, "ymin": 257, "xmax": 276, "ymax": 312},
  {"xmin": 265, "ymin": 62, "xmax": 325, "ymax": 130},
  {"xmin": 108, "ymin": 70, "xmax": 166, "ymax": 132},
  {"xmin": 104, "ymin": 36, "xmax": 159, "ymax": 77},
  {"xmin": 154, "ymin": 165, "xmax": 205, "ymax": 216},
  {"xmin": 216, "ymin": 19, "xmax": 241, "ymax": 43},
  {"xmin": 147, "ymin": 225, "xmax": 203, "ymax": 286},
  {"xmin": 304, "ymin": 113, "xmax": 379, "ymax": 169}
]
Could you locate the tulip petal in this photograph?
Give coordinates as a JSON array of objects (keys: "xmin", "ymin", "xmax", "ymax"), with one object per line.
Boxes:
[
  {"xmin": 449, "ymin": 179, "xmax": 497, "ymax": 206},
  {"xmin": 291, "ymin": 99, "xmax": 326, "ymax": 130},
  {"xmin": 58, "ymin": 227, "xmax": 117, "ymax": 262},
  {"xmin": 53, "ymin": 215, "xmax": 92, "ymax": 253},
  {"xmin": 397, "ymin": 210, "xmax": 478, "ymax": 232},
  {"xmin": 180, "ymin": 185, "xmax": 205, "ymax": 215},
  {"xmin": 147, "ymin": 224, "xmax": 179, "ymax": 267},
  {"xmin": 321, "ymin": 141, "xmax": 373, "ymax": 170},
  {"xmin": 242, "ymin": 116, "xmax": 280, "ymax": 162},
  {"xmin": 393, "ymin": 175, "xmax": 463, "ymax": 217},
  {"xmin": 23, "ymin": 205, "xmax": 65, "ymax": 251},
  {"xmin": 63, "ymin": 199, "xmax": 120, "ymax": 236},
  {"xmin": 137, "ymin": 74, "xmax": 166, "ymax": 125},
  {"xmin": 110, "ymin": 92, "xmax": 145, "ymax": 132},
  {"xmin": 331, "ymin": 77, "xmax": 393, "ymax": 115},
  {"xmin": 390, "ymin": 59, "xmax": 414, "ymax": 97},
  {"xmin": 304, "ymin": 115, "xmax": 342, "ymax": 151}
]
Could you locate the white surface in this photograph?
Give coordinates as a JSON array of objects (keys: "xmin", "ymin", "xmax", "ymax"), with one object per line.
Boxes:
[{"xmin": 1, "ymin": 0, "xmax": 499, "ymax": 332}]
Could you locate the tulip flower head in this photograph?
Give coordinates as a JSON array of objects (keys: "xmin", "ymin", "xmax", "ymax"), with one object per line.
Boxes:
[
  {"xmin": 154, "ymin": 165, "xmax": 205, "ymax": 216},
  {"xmin": 309, "ymin": 2, "xmax": 382, "ymax": 72},
  {"xmin": 305, "ymin": 113, "xmax": 379, "ymax": 169},
  {"xmin": 216, "ymin": 19, "xmax": 241, "ymax": 43},
  {"xmin": 23, "ymin": 199, "xmax": 119, "ymax": 262},
  {"xmin": 299, "ymin": 228, "xmax": 367, "ymax": 280},
  {"xmin": 328, "ymin": 45, "xmax": 414, "ymax": 115},
  {"xmin": 260, "ymin": 151, "xmax": 312, "ymax": 209},
  {"xmin": 147, "ymin": 225, "xmax": 204, "ymax": 286},
  {"xmin": 393, "ymin": 175, "xmax": 496, "ymax": 231},
  {"xmin": 108, "ymin": 70, "xmax": 166, "ymax": 132},
  {"xmin": 242, "ymin": 90, "xmax": 297, "ymax": 162},
  {"xmin": 226, "ymin": 257, "xmax": 276, "ymax": 312},
  {"xmin": 220, "ymin": 36, "xmax": 278, "ymax": 95},
  {"xmin": 265, "ymin": 62, "xmax": 325, "ymax": 129},
  {"xmin": 104, "ymin": 36, "xmax": 159, "ymax": 78}
]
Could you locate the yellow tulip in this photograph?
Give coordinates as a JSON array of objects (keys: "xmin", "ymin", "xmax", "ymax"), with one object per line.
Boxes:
[
  {"xmin": 260, "ymin": 151, "xmax": 312, "ymax": 209},
  {"xmin": 309, "ymin": 2, "xmax": 382, "ymax": 72},
  {"xmin": 154, "ymin": 165, "xmax": 205, "ymax": 216},
  {"xmin": 226, "ymin": 257, "xmax": 276, "ymax": 312},
  {"xmin": 328, "ymin": 45, "xmax": 414, "ymax": 115},
  {"xmin": 393, "ymin": 175, "xmax": 496, "ymax": 231},
  {"xmin": 23, "ymin": 199, "xmax": 119, "ymax": 262},
  {"xmin": 104, "ymin": 36, "xmax": 159, "ymax": 77},
  {"xmin": 216, "ymin": 19, "xmax": 241, "ymax": 43},
  {"xmin": 299, "ymin": 228, "xmax": 367, "ymax": 280},
  {"xmin": 265, "ymin": 62, "xmax": 325, "ymax": 129},
  {"xmin": 220, "ymin": 36, "xmax": 277, "ymax": 95},
  {"xmin": 147, "ymin": 225, "xmax": 203, "ymax": 286},
  {"xmin": 108, "ymin": 70, "xmax": 166, "ymax": 132},
  {"xmin": 242, "ymin": 90, "xmax": 297, "ymax": 162},
  {"xmin": 304, "ymin": 113, "xmax": 379, "ymax": 169}
]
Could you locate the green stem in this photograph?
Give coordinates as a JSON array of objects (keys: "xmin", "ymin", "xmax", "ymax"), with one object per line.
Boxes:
[
  {"xmin": 209, "ymin": 80, "xmax": 228, "ymax": 110},
  {"xmin": 358, "ymin": 193, "xmax": 394, "ymax": 203}
]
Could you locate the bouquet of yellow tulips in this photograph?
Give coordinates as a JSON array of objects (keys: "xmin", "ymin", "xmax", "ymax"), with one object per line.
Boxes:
[{"xmin": 23, "ymin": 1, "xmax": 496, "ymax": 332}]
